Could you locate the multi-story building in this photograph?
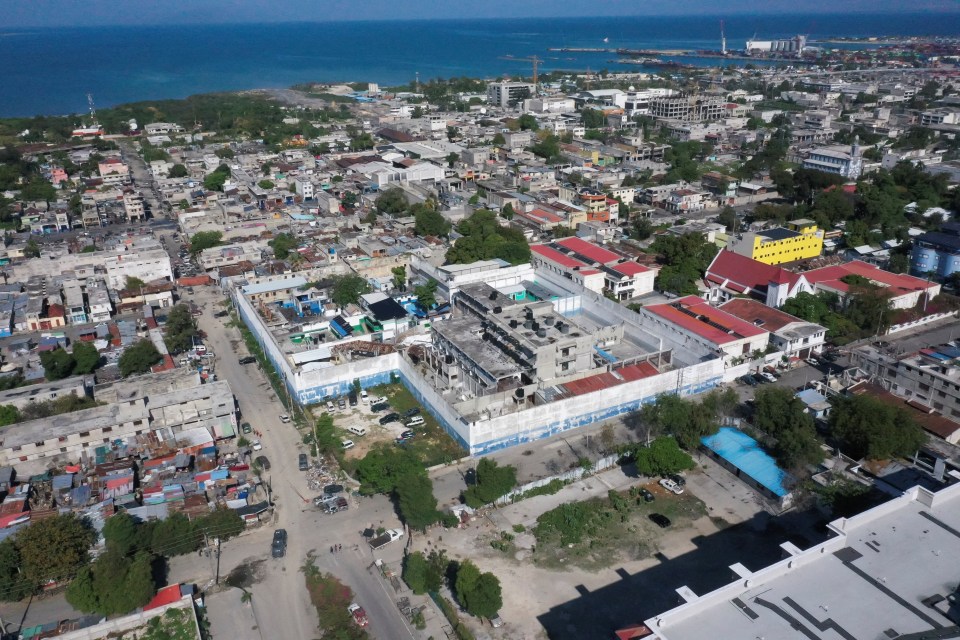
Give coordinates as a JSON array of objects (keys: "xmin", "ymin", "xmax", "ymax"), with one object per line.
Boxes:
[
  {"xmin": 199, "ymin": 242, "xmax": 265, "ymax": 272},
  {"xmin": 122, "ymin": 191, "xmax": 146, "ymax": 222},
  {"xmin": 531, "ymin": 237, "xmax": 656, "ymax": 300},
  {"xmin": 103, "ymin": 249, "xmax": 174, "ymax": 291},
  {"xmin": 648, "ymin": 96, "xmax": 725, "ymax": 122},
  {"xmin": 801, "ymin": 141, "xmax": 863, "ymax": 179},
  {"xmin": 719, "ymin": 298, "xmax": 825, "ymax": 360},
  {"xmin": 86, "ymin": 278, "xmax": 113, "ymax": 322},
  {"xmin": 920, "ymin": 108, "xmax": 960, "ymax": 126},
  {"xmin": 665, "ymin": 188, "xmax": 709, "ymax": 213},
  {"xmin": 850, "ymin": 343, "xmax": 960, "ymax": 424},
  {"xmin": 97, "ymin": 157, "xmax": 130, "ymax": 185},
  {"xmin": 638, "ymin": 296, "xmax": 770, "ymax": 365},
  {"xmin": 61, "ymin": 279, "xmax": 88, "ymax": 325},
  {"xmin": 486, "ymin": 81, "xmax": 535, "ymax": 108},
  {"xmin": 910, "ymin": 222, "xmax": 960, "ymax": 278},
  {"xmin": 745, "ymin": 34, "xmax": 807, "ymax": 54},
  {"xmin": 727, "ymin": 219, "xmax": 824, "ymax": 265},
  {"xmin": 294, "ymin": 177, "xmax": 315, "ymax": 200}
]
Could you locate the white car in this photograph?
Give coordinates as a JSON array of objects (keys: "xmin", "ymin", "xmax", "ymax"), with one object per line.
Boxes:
[
  {"xmin": 251, "ymin": 439, "xmax": 262, "ymax": 451},
  {"xmin": 659, "ymin": 478, "xmax": 684, "ymax": 495},
  {"xmin": 279, "ymin": 414, "xmax": 291, "ymax": 423},
  {"xmin": 341, "ymin": 439, "xmax": 355, "ymax": 450},
  {"xmin": 370, "ymin": 396, "xmax": 387, "ymax": 406},
  {"xmin": 806, "ymin": 357, "xmax": 820, "ymax": 367},
  {"xmin": 758, "ymin": 371, "xmax": 777, "ymax": 383}
]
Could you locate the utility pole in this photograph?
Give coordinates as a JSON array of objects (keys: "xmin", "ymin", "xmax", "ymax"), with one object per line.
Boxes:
[{"xmin": 214, "ymin": 537, "xmax": 222, "ymax": 585}]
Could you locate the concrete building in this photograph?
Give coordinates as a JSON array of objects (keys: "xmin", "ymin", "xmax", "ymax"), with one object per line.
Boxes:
[
  {"xmin": 0, "ymin": 371, "xmax": 236, "ymax": 467},
  {"xmin": 719, "ymin": 298, "xmax": 826, "ymax": 360},
  {"xmin": 648, "ymin": 96, "xmax": 725, "ymax": 122},
  {"xmin": 645, "ymin": 481, "xmax": 960, "ymax": 639},
  {"xmin": 745, "ymin": 34, "xmax": 807, "ymax": 54},
  {"xmin": 910, "ymin": 222, "xmax": 960, "ymax": 278},
  {"xmin": 920, "ymin": 108, "xmax": 960, "ymax": 126},
  {"xmin": 199, "ymin": 242, "xmax": 264, "ymax": 272},
  {"xmin": 803, "ymin": 260, "xmax": 940, "ymax": 310},
  {"xmin": 801, "ymin": 142, "xmax": 863, "ymax": 180},
  {"xmin": 103, "ymin": 249, "xmax": 174, "ymax": 290},
  {"xmin": 726, "ymin": 219, "xmax": 824, "ymax": 266},
  {"xmin": 122, "ymin": 191, "xmax": 146, "ymax": 223},
  {"xmin": 638, "ymin": 296, "xmax": 770, "ymax": 366},
  {"xmin": 849, "ymin": 343, "xmax": 960, "ymax": 425},
  {"xmin": 97, "ymin": 158, "xmax": 130, "ymax": 185},
  {"xmin": 0, "ymin": 376, "xmax": 91, "ymax": 411},
  {"xmin": 486, "ymin": 81, "xmax": 535, "ymax": 108}
]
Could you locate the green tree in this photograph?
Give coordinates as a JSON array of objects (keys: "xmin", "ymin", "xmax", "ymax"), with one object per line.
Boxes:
[
  {"xmin": 830, "ymin": 394, "xmax": 925, "ymax": 460},
  {"xmin": 0, "ymin": 405, "xmax": 20, "ymax": 427},
  {"xmin": 391, "ymin": 266, "xmax": 407, "ymax": 292},
  {"xmin": 402, "ymin": 551, "xmax": 429, "ymax": 594},
  {"xmin": 163, "ymin": 304, "xmax": 198, "ymax": 354},
  {"xmin": 40, "ymin": 348, "xmax": 75, "ymax": 380},
  {"xmin": 445, "ymin": 210, "xmax": 530, "ymax": 266},
  {"xmin": 330, "ymin": 274, "xmax": 371, "ymax": 307},
  {"xmin": 463, "ymin": 458, "xmax": 517, "ymax": 508},
  {"xmin": 395, "ymin": 473, "xmax": 441, "ymax": 530},
  {"xmin": 530, "ymin": 134, "xmax": 561, "ymax": 161},
  {"xmin": 376, "ymin": 187, "xmax": 408, "ymax": 215},
  {"xmin": 150, "ymin": 513, "xmax": 199, "ymax": 556},
  {"xmin": 168, "ymin": 164, "xmax": 188, "ymax": 178},
  {"xmin": 492, "ymin": 132, "xmax": 505, "ymax": 146},
  {"xmin": 717, "ymin": 206, "xmax": 737, "ymax": 232},
  {"xmin": 580, "ymin": 108, "xmax": 607, "ymax": 129},
  {"xmin": 752, "ymin": 387, "xmax": 813, "ymax": 438},
  {"xmin": 17, "ymin": 514, "xmax": 96, "ymax": 584},
  {"xmin": 466, "ymin": 572, "xmax": 503, "ymax": 619},
  {"xmin": 414, "ymin": 279, "xmax": 439, "ymax": 310},
  {"xmin": 355, "ymin": 446, "xmax": 425, "ymax": 495},
  {"xmin": 215, "ymin": 147, "xmax": 235, "ymax": 159},
  {"xmin": 72, "ymin": 341, "xmax": 101, "ymax": 374},
  {"xmin": 413, "ymin": 206, "xmax": 451, "ymax": 237},
  {"xmin": 202, "ymin": 164, "xmax": 231, "ymax": 192},
  {"xmin": 631, "ymin": 436, "xmax": 695, "ymax": 477},
  {"xmin": 24, "ymin": 238, "xmax": 41, "ymax": 259},
  {"xmin": 269, "ymin": 232, "xmax": 298, "ymax": 259},
  {"xmin": 195, "ymin": 506, "xmax": 245, "ymax": 541},
  {"xmin": 124, "ymin": 275, "xmax": 146, "ymax": 290},
  {"xmin": 0, "ymin": 539, "xmax": 33, "ymax": 601},
  {"xmin": 189, "ymin": 230, "xmax": 223, "ymax": 255},
  {"xmin": 67, "ymin": 549, "xmax": 155, "ymax": 616},
  {"xmin": 103, "ymin": 512, "xmax": 140, "ymax": 556},
  {"xmin": 446, "ymin": 152, "xmax": 460, "ymax": 168},
  {"xmin": 517, "ymin": 114, "xmax": 539, "ymax": 131},
  {"xmin": 631, "ymin": 217, "xmax": 653, "ymax": 240},
  {"xmin": 258, "ymin": 179, "xmax": 275, "ymax": 189},
  {"xmin": 453, "ymin": 560, "xmax": 480, "ymax": 610},
  {"xmin": 20, "ymin": 178, "xmax": 57, "ymax": 203},
  {"xmin": 500, "ymin": 202, "xmax": 515, "ymax": 221},
  {"xmin": 119, "ymin": 340, "xmax": 162, "ymax": 377}
]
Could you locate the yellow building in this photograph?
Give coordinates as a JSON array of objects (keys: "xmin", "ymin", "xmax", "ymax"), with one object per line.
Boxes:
[{"xmin": 728, "ymin": 218, "xmax": 824, "ymax": 265}]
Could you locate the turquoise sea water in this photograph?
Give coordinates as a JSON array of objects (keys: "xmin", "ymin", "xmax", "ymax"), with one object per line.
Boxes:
[{"xmin": 0, "ymin": 12, "xmax": 957, "ymax": 117}]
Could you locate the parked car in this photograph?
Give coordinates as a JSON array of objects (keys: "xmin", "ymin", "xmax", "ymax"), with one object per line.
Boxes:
[
  {"xmin": 648, "ymin": 513, "xmax": 672, "ymax": 528},
  {"xmin": 214, "ymin": 310, "xmax": 228, "ymax": 318},
  {"xmin": 659, "ymin": 478, "xmax": 683, "ymax": 495},
  {"xmin": 271, "ymin": 529, "xmax": 287, "ymax": 558},
  {"xmin": 238, "ymin": 356, "xmax": 257, "ymax": 365},
  {"xmin": 490, "ymin": 615, "xmax": 504, "ymax": 628},
  {"xmin": 323, "ymin": 484, "xmax": 344, "ymax": 496},
  {"xmin": 251, "ymin": 439, "xmax": 262, "ymax": 451},
  {"xmin": 379, "ymin": 412, "xmax": 401, "ymax": 425},
  {"xmin": 370, "ymin": 396, "xmax": 388, "ymax": 406},
  {"xmin": 348, "ymin": 603, "xmax": 369, "ymax": 628},
  {"xmin": 400, "ymin": 429, "xmax": 415, "ymax": 440},
  {"xmin": 668, "ymin": 474, "xmax": 686, "ymax": 487},
  {"xmin": 739, "ymin": 374, "xmax": 758, "ymax": 387},
  {"xmin": 758, "ymin": 371, "xmax": 777, "ymax": 383},
  {"xmin": 806, "ymin": 357, "xmax": 820, "ymax": 367},
  {"xmin": 348, "ymin": 391, "xmax": 358, "ymax": 407},
  {"xmin": 341, "ymin": 439, "xmax": 355, "ymax": 450},
  {"xmin": 370, "ymin": 402, "xmax": 390, "ymax": 413},
  {"xmin": 298, "ymin": 453, "xmax": 309, "ymax": 471},
  {"xmin": 241, "ymin": 422, "xmax": 252, "ymax": 434},
  {"xmin": 279, "ymin": 414, "xmax": 291, "ymax": 423},
  {"xmin": 403, "ymin": 407, "xmax": 421, "ymax": 418},
  {"xmin": 326, "ymin": 401, "xmax": 335, "ymax": 412},
  {"xmin": 337, "ymin": 398, "xmax": 346, "ymax": 410},
  {"xmin": 639, "ymin": 488, "xmax": 655, "ymax": 503},
  {"xmin": 255, "ymin": 455, "xmax": 271, "ymax": 471}
]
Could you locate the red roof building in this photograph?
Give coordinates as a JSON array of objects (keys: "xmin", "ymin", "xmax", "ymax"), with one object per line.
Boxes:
[
  {"xmin": 639, "ymin": 296, "xmax": 770, "ymax": 363},
  {"xmin": 532, "ymin": 237, "xmax": 657, "ymax": 300},
  {"xmin": 802, "ymin": 260, "xmax": 940, "ymax": 310},
  {"xmin": 704, "ymin": 250, "xmax": 812, "ymax": 308}
]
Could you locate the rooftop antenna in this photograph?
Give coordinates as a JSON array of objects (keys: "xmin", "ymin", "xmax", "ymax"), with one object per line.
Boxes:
[
  {"xmin": 720, "ymin": 20, "xmax": 727, "ymax": 55},
  {"xmin": 86, "ymin": 93, "xmax": 99, "ymax": 125},
  {"xmin": 415, "ymin": 72, "xmax": 420, "ymax": 94}
]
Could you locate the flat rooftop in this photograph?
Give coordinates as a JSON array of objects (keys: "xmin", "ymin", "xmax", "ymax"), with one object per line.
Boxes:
[{"xmin": 648, "ymin": 482, "xmax": 960, "ymax": 639}]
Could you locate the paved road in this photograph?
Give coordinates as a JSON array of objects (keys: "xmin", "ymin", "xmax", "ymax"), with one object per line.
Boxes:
[{"xmin": 183, "ymin": 286, "xmax": 422, "ymax": 640}]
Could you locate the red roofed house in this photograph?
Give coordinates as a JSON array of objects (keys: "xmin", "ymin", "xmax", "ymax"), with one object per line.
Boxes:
[
  {"xmin": 802, "ymin": 260, "xmax": 940, "ymax": 310},
  {"xmin": 532, "ymin": 237, "xmax": 656, "ymax": 299},
  {"xmin": 720, "ymin": 298, "xmax": 827, "ymax": 360},
  {"xmin": 704, "ymin": 250, "xmax": 812, "ymax": 307},
  {"xmin": 639, "ymin": 296, "xmax": 770, "ymax": 365}
]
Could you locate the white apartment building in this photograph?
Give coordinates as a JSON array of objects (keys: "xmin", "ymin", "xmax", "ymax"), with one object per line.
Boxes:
[
  {"xmin": 295, "ymin": 178, "xmax": 316, "ymax": 200},
  {"xmin": 103, "ymin": 249, "xmax": 175, "ymax": 290},
  {"xmin": 801, "ymin": 142, "xmax": 863, "ymax": 180}
]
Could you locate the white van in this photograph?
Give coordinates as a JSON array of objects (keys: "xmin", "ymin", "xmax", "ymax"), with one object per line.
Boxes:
[
  {"xmin": 341, "ymin": 439, "xmax": 355, "ymax": 450},
  {"xmin": 406, "ymin": 416, "xmax": 425, "ymax": 427},
  {"xmin": 360, "ymin": 389, "xmax": 369, "ymax": 404},
  {"xmin": 326, "ymin": 401, "xmax": 335, "ymax": 412},
  {"xmin": 347, "ymin": 425, "xmax": 368, "ymax": 437}
]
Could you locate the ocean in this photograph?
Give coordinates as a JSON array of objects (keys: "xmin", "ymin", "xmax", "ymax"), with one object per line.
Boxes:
[{"xmin": 0, "ymin": 12, "xmax": 958, "ymax": 118}]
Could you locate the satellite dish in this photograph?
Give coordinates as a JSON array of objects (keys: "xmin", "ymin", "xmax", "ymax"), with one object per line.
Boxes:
[
  {"xmin": 128, "ymin": 119, "xmax": 138, "ymax": 131},
  {"xmin": 629, "ymin": 86, "xmax": 636, "ymax": 91}
]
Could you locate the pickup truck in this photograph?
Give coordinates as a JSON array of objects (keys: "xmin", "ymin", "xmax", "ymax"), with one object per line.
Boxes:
[
  {"xmin": 348, "ymin": 603, "xmax": 369, "ymax": 628},
  {"xmin": 368, "ymin": 528, "xmax": 404, "ymax": 550}
]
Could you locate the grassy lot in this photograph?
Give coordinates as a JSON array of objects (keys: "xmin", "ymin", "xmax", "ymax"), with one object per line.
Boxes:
[
  {"xmin": 531, "ymin": 482, "xmax": 707, "ymax": 571},
  {"xmin": 367, "ymin": 382, "xmax": 466, "ymax": 467}
]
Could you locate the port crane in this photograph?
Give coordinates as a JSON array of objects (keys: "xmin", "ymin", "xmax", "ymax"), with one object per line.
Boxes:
[{"xmin": 497, "ymin": 55, "xmax": 543, "ymax": 87}]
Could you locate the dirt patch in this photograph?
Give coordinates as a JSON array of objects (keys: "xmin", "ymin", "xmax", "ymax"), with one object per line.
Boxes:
[{"xmin": 224, "ymin": 558, "xmax": 268, "ymax": 590}]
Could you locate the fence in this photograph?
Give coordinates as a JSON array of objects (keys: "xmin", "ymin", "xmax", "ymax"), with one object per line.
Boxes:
[{"xmin": 493, "ymin": 453, "xmax": 620, "ymax": 506}]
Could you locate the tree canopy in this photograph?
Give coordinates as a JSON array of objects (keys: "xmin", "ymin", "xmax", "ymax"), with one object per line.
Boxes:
[
  {"xmin": 648, "ymin": 233, "xmax": 719, "ymax": 296},
  {"xmin": 631, "ymin": 436, "xmax": 695, "ymax": 477},
  {"xmin": 395, "ymin": 473, "xmax": 442, "ymax": 531},
  {"xmin": 355, "ymin": 445, "xmax": 425, "ymax": 495},
  {"xmin": 189, "ymin": 230, "xmax": 222, "ymax": 255},
  {"xmin": 454, "ymin": 560, "xmax": 502, "ymax": 619},
  {"xmin": 168, "ymin": 164, "xmax": 188, "ymax": 178},
  {"xmin": 202, "ymin": 164, "xmax": 231, "ymax": 192},
  {"xmin": 445, "ymin": 210, "xmax": 530, "ymax": 266},
  {"xmin": 330, "ymin": 274, "xmax": 371, "ymax": 307},
  {"xmin": 39, "ymin": 348, "xmax": 76, "ymax": 381},
  {"xmin": 162, "ymin": 304, "xmax": 198, "ymax": 355},
  {"xmin": 830, "ymin": 394, "xmax": 925, "ymax": 460},
  {"xmin": 375, "ymin": 187, "xmax": 409, "ymax": 215},
  {"xmin": 414, "ymin": 279, "xmax": 439, "ymax": 310},
  {"xmin": 463, "ymin": 459, "xmax": 517, "ymax": 508},
  {"xmin": 119, "ymin": 340, "xmax": 162, "ymax": 377},
  {"xmin": 412, "ymin": 203, "xmax": 451, "ymax": 237},
  {"xmin": 17, "ymin": 514, "xmax": 96, "ymax": 584},
  {"xmin": 752, "ymin": 387, "xmax": 823, "ymax": 469},
  {"xmin": 269, "ymin": 232, "xmax": 298, "ymax": 259}
]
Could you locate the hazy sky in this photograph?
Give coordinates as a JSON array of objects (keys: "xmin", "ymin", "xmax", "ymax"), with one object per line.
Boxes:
[{"xmin": 5, "ymin": 0, "xmax": 958, "ymax": 28}]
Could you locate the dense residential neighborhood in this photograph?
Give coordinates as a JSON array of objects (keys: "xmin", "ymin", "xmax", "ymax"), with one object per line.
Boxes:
[{"xmin": 1, "ymin": 38, "xmax": 960, "ymax": 640}]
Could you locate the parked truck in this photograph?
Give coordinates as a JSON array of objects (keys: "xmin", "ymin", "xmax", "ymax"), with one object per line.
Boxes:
[{"xmin": 368, "ymin": 528, "xmax": 404, "ymax": 550}]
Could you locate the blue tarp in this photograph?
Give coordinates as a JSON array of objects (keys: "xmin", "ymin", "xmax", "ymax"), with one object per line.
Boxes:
[{"xmin": 701, "ymin": 427, "xmax": 793, "ymax": 498}]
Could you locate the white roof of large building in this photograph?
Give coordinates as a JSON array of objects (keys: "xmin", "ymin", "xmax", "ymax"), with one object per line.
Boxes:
[{"xmin": 646, "ymin": 481, "xmax": 960, "ymax": 639}]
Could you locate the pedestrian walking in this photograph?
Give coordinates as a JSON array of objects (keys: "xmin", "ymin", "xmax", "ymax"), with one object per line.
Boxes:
[
  {"xmin": 330, "ymin": 546, "xmax": 333, "ymax": 554},
  {"xmin": 338, "ymin": 543, "xmax": 342, "ymax": 552}
]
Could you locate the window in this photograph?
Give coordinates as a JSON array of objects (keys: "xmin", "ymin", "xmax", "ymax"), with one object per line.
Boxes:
[
  {"xmin": 12, "ymin": 446, "xmax": 20, "ymax": 452},
  {"xmin": 103, "ymin": 427, "xmax": 112, "ymax": 433},
  {"xmin": 35, "ymin": 441, "xmax": 44, "ymax": 447},
  {"xmin": 133, "ymin": 420, "xmax": 143, "ymax": 426},
  {"xmin": 79, "ymin": 431, "xmax": 90, "ymax": 437}
]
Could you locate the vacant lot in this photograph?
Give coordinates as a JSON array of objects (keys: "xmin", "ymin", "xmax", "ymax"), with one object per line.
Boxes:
[{"xmin": 366, "ymin": 382, "xmax": 466, "ymax": 466}]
